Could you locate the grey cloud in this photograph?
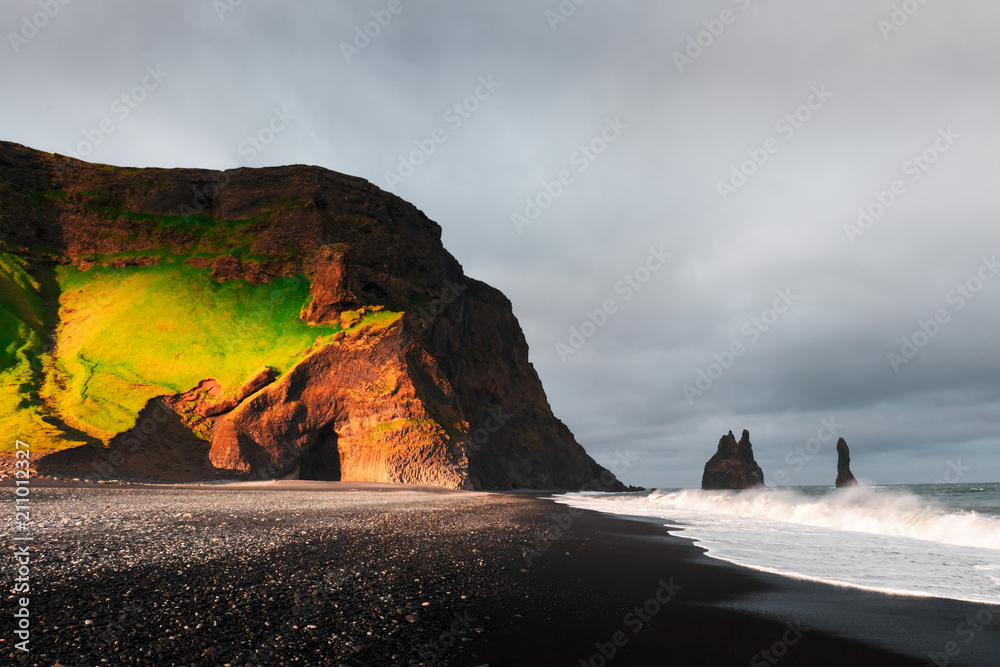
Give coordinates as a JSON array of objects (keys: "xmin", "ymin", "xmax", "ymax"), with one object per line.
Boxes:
[{"xmin": 2, "ymin": 0, "xmax": 998, "ymax": 488}]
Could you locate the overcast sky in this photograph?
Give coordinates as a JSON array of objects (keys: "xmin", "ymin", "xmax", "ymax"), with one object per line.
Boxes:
[{"xmin": 3, "ymin": 1, "xmax": 999, "ymax": 487}]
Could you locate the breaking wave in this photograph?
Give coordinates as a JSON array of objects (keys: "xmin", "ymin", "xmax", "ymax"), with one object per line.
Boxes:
[
  {"xmin": 635, "ymin": 487, "xmax": 1000, "ymax": 550},
  {"xmin": 557, "ymin": 485, "xmax": 1000, "ymax": 603}
]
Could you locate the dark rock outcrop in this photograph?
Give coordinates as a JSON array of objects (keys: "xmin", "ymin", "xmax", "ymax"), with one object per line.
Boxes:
[
  {"xmin": 702, "ymin": 429, "xmax": 766, "ymax": 490},
  {"xmin": 199, "ymin": 368, "xmax": 277, "ymax": 417},
  {"xmin": 2, "ymin": 140, "xmax": 623, "ymax": 490},
  {"xmin": 36, "ymin": 397, "xmax": 213, "ymax": 483},
  {"xmin": 302, "ymin": 244, "xmax": 356, "ymax": 324},
  {"xmin": 209, "ymin": 316, "xmax": 472, "ymax": 487},
  {"xmin": 835, "ymin": 438, "xmax": 860, "ymax": 488}
]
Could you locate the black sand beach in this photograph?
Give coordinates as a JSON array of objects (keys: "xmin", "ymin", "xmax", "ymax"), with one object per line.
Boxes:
[
  {"xmin": 476, "ymin": 497, "xmax": 999, "ymax": 667},
  {"xmin": 3, "ymin": 481, "xmax": 996, "ymax": 666}
]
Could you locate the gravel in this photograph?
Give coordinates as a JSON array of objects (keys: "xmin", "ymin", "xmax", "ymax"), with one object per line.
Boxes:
[{"xmin": 2, "ymin": 482, "xmax": 544, "ymax": 666}]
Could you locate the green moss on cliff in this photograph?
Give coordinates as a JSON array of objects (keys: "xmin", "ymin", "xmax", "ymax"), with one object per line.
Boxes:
[
  {"xmin": 23, "ymin": 189, "xmax": 67, "ymax": 207},
  {"xmin": 76, "ymin": 201, "xmax": 270, "ymax": 258},
  {"xmin": 0, "ymin": 253, "xmax": 88, "ymax": 452},
  {"xmin": 44, "ymin": 258, "xmax": 340, "ymax": 440},
  {"xmin": 0, "ymin": 247, "xmax": 405, "ymax": 449},
  {"xmin": 0, "ymin": 253, "xmax": 46, "ymax": 372}
]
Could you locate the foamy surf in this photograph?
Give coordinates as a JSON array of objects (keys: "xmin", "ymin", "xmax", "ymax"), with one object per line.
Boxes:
[{"xmin": 556, "ymin": 484, "xmax": 1000, "ymax": 605}]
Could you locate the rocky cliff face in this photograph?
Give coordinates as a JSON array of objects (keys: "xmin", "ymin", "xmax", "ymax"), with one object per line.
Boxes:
[
  {"xmin": 702, "ymin": 429, "xmax": 766, "ymax": 490},
  {"xmin": 0, "ymin": 140, "xmax": 621, "ymax": 490},
  {"xmin": 835, "ymin": 438, "xmax": 860, "ymax": 488}
]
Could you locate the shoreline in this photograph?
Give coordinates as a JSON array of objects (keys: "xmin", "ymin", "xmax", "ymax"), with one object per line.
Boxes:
[
  {"xmin": 2, "ymin": 481, "xmax": 996, "ymax": 665},
  {"xmin": 551, "ymin": 494, "xmax": 1000, "ymax": 606},
  {"xmin": 463, "ymin": 495, "xmax": 936, "ymax": 667},
  {"xmin": 515, "ymin": 496, "xmax": 999, "ymax": 666}
]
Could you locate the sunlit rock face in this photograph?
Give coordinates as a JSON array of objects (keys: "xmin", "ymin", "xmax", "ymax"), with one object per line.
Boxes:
[{"xmin": 2, "ymin": 140, "xmax": 621, "ymax": 490}]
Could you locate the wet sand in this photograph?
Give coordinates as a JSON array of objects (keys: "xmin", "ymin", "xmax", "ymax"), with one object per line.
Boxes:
[{"xmin": 473, "ymin": 498, "xmax": 998, "ymax": 666}]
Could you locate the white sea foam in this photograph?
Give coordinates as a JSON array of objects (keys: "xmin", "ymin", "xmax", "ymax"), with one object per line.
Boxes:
[
  {"xmin": 556, "ymin": 485, "xmax": 1000, "ymax": 604},
  {"xmin": 642, "ymin": 487, "xmax": 1000, "ymax": 549}
]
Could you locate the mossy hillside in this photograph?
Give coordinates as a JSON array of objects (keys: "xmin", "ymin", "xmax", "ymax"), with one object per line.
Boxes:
[
  {"xmin": 76, "ymin": 207, "xmax": 265, "ymax": 259},
  {"xmin": 44, "ymin": 256, "xmax": 339, "ymax": 440},
  {"xmin": 0, "ymin": 253, "xmax": 82, "ymax": 452},
  {"xmin": 69, "ymin": 197, "xmax": 323, "ymax": 262},
  {"xmin": 22, "ymin": 189, "xmax": 68, "ymax": 207},
  {"xmin": 0, "ymin": 252, "xmax": 47, "ymax": 373},
  {"xmin": 339, "ymin": 308, "xmax": 400, "ymax": 333},
  {"xmin": 1, "ymin": 183, "xmax": 417, "ymax": 451},
  {"xmin": 23, "ymin": 187, "xmax": 284, "ymax": 260}
]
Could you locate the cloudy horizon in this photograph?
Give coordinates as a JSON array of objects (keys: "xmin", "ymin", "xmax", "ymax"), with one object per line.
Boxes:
[{"xmin": 3, "ymin": 0, "xmax": 998, "ymax": 488}]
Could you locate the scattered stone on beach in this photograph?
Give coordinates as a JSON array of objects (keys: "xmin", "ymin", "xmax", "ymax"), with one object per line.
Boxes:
[
  {"xmin": 702, "ymin": 429, "xmax": 766, "ymax": 490},
  {"xmin": 836, "ymin": 438, "xmax": 860, "ymax": 488},
  {"xmin": 2, "ymin": 484, "xmax": 545, "ymax": 666}
]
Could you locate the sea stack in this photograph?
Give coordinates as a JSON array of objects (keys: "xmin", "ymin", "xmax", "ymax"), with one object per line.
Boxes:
[
  {"xmin": 701, "ymin": 429, "xmax": 766, "ymax": 490},
  {"xmin": 835, "ymin": 438, "xmax": 860, "ymax": 488}
]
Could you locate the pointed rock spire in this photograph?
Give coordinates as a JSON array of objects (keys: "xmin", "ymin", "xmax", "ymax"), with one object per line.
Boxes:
[
  {"xmin": 702, "ymin": 429, "xmax": 766, "ymax": 490},
  {"xmin": 835, "ymin": 438, "xmax": 860, "ymax": 488}
]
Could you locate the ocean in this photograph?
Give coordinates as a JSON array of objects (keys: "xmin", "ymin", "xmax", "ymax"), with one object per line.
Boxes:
[{"xmin": 555, "ymin": 483, "xmax": 1000, "ymax": 605}]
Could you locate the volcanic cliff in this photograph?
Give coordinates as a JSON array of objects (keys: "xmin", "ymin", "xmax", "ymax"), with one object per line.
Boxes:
[{"xmin": 0, "ymin": 140, "xmax": 623, "ymax": 490}]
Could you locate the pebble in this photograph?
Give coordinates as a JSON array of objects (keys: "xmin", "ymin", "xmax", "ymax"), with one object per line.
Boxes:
[{"xmin": 1, "ymin": 484, "xmax": 542, "ymax": 666}]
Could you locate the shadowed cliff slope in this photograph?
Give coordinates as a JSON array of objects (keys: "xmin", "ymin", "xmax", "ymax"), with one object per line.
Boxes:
[{"xmin": 0, "ymin": 140, "xmax": 622, "ymax": 490}]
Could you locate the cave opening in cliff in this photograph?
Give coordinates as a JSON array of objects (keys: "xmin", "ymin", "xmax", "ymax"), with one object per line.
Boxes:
[{"xmin": 299, "ymin": 427, "xmax": 342, "ymax": 481}]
